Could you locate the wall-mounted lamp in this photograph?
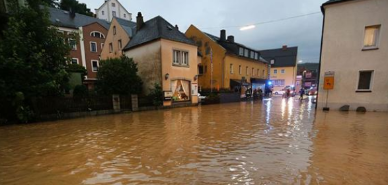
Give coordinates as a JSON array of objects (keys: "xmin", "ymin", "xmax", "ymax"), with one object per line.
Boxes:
[
  {"xmin": 165, "ymin": 73, "xmax": 169, "ymax": 80},
  {"xmin": 194, "ymin": 75, "xmax": 198, "ymax": 81}
]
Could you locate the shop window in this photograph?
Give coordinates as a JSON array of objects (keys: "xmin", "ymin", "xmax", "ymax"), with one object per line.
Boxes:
[
  {"xmin": 172, "ymin": 80, "xmax": 191, "ymax": 102},
  {"xmin": 357, "ymin": 70, "xmax": 373, "ymax": 91},
  {"xmin": 173, "ymin": 50, "xmax": 189, "ymax": 67}
]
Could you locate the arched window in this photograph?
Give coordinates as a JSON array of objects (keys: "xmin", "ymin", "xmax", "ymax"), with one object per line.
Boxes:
[{"xmin": 90, "ymin": 31, "xmax": 105, "ymax": 39}]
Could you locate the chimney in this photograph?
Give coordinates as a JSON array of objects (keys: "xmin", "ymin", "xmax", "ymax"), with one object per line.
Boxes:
[
  {"xmin": 227, "ymin": 35, "xmax": 234, "ymax": 43},
  {"xmin": 220, "ymin": 29, "xmax": 226, "ymax": 41},
  {"xmin": 282, "ymin": 45, "xmax": 287, "ymax": 50},
  {"xmin": 136, "ymin": 12, "xmax": 144, "ymax": 31},
  {"xmin": 175, "ymin": 24, "xmax": 179, "ymax": 30},
  {"xmin": 69, "ymin": 8, "xmax": 76, "ymax": 19}
]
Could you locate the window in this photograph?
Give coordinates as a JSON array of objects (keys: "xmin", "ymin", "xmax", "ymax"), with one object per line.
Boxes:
[
  {"xmin": 118, "ymin": 39, "xmax": 122, "ymax": 49},
  {"xmin": 357, "ymin": 71, "xmax": 373, "ymax": 91},
  {"xmin": 250, "ymin": 51, "xmax": 254, "ymax": 59},
  {"xmin": 244, "ymin": 49, "xmax": 249, "ymax": 57},
  {"xmin": 101, "ymin": 43, "xmax": 104, "ymax": 50},
  {"xmin": 254, "ymin": 53, "xmax": 258, "ymax": 60},
  {"xmin": 92, "ymin": 61, "xmax": 99, "ymax": 72},
  {"xmin": 239, "ymin": 47, "xmax": 244, "ymax": 56},
  {"xmin": 102, "ymin": 11, "xmax": 104, "ymax": 15},
  {"xmin": 198, "ymin": 65, "xmax": 204, "ymax": 75},
  {"xmin": 111, "ymin": 3, "xmax": 115, "ymax": 7},
  {"xmin": 171, "ymin": 80, "xmax": 191, "ymax": 101},
  {"xmin": 257, "ymin": 69, "xmax": 260, "ymax": 77},
  {"xmin": 274, "ymin": 79, "xmax": 285, "ymax": 86},
  {"xmin": 90, "ymin": 31, "xmax": 105, "ymax": 39},
  {"xmin": 112, "ymin": 11, "xmax": 116, "ymax": 17},
  {"xmin": 124, "ymin": 14, "xmax": 126, "ymax": 18},
  {"xmin": 281, "ymin": 69, "xmax": 285, "ymax": 74},
  {"xmin": 113, "ymin": 26, "xmax": 116, "ymax": 35},
  {"xmin": 239, "ymin": 65, "xmax": 242, "ymax": 75},
  {"xmin": 274, "ymin": 69, "xmax": 278, "ymax": 74},
  {"xmin": 69, "ymin": 39, "xmax": 77, "ymax": 50},
  {"xmin": 109, "ymin": 43, "xmax": 113, "ymax": 53},
  {"xmin": 90, "ymin": 42, "xmax": 97, "ymax": 52},
  {"xmin": 363, "ymin": 25, "xmax": 380, "ymax": 49},
  {"xmin": 173, "ymin": 50, "xmax": 189, "ymax": 66},
  {"xmin": 230, "ymin": 64, "xmax": 233, "ymax": 74},
  {"xmin": 252, "ymin": 68, "xmax": 254, "ymax": 76},
  {"xmin": 246, "ymin": 66, "xmax": 249, "ymax": 75},
  {"xmin": 270, "ymin": 59, "xmax": 275, "ymax": 65},
  {"xmin": 71, "ymin": 58, "xmax": 78, "ymax": 64}
]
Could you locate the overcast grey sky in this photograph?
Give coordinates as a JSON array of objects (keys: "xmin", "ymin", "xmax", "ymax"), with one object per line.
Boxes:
[{"xmin": 79, "ymin": 0, "xmax": 327, "ymax": 63}]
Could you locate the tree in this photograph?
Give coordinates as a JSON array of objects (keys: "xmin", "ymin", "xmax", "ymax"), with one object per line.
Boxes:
[
  {"xmin": 0, "ymin": 0, "xmax": 71, "ymax": 122},
  {"xmin": 59, "ymin": 0, "xmax": 93, "ymax": 17},
  {"xmin": 148, "ymin": 83, "xmax": 163, "ymax": 106},
  {"xmin": 96, "ymin": 56, "xmax": 143, "ymax": 95}
]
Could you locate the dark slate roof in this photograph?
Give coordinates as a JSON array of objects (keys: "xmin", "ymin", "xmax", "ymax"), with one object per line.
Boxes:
[
  {"xmin": 48, "ymin": 7, "xmax": 110, "ymax": 29},
  {"xmin": 115, "ymin": 17, "xmax": 136, "ymax": 37},
  {"xmin": 123, "ymin": 16, "xmax": 195, "ymax": 50},
  {"xmin": 259, "ymin": 47, "xmax": 298, "ymax": 67},
  {"xmin": 204, "ymin": 33, "xmax": 267, "ymax": 63}
]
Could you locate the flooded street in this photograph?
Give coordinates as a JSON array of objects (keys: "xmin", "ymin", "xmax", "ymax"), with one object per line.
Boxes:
[{"xmin": 1, "ymin": 97, "xmax": 388, "ymax": 184}]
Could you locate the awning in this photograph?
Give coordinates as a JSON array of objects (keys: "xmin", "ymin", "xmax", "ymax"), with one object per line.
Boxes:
[{"xmin": 230, "ymin": 79, "xmax": 251, "ymax": 87}]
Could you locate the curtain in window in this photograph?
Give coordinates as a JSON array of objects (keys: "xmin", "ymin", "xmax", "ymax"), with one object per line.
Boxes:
[{"xmin": 364, "ymin": 27, "xmax": 377, "ymax": 47}]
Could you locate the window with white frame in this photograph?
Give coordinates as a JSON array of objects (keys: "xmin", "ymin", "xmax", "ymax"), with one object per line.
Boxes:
[
  {"xmin": 244, "ymin": 49, "xmax": 249, "ymax": 57},
  {"xmin": 71, "ymin": 58, "xmax": 78, "ymax": 64},
  {"xmin": 254, "ymin": 52, "xmax": 258, "ymax": 60},
  {"xmin": 91, "ymin": 60, "xmax": 99, "ymax": 72},
  {"xmin": 109, "ymin": 43, "xmax": 113, "ymax": 53},
  {"xmin": 112, "ymin": 11, "xmax": 116, "ymax": 17},
  {"xmin": 173, "ymin": 50, "xmax": 189, "ymax": 66},
  {"xmin": 281, "ymin": 69, "xmax": 285, "ymax": 74},
  {"xmin": 274, "ymin": 69, "xmax": 277, "ymax": 74},
  {"xmin": 90, "ymin": 31, "xmax": 105, "ymax": 39},
  {"xmin": 230, "ymin": 64, "xmax": 233, "ymax": 74},
  {"xmin": 239, "ymin": 47, "xmax": 244, "ymax": 56},
  {"xmin": 250, "ymin": 51, "xmax": 254, "ymax": 59},
  {"xmin": 357, "ymin": 70, "xmax": 373, "ymax": 91},
  {"xmin": 363, "ymin": 25, "xmax": 380, "ymax": 49},
  {"xmin": 239, "ymin": 65, "xmax": 242, "ymax": 74},
  {"xmin": 90, "ymin": 42, "xmax": 97, "ymax": 52},
  {"xmin": 69, "ymin": 38, "xmax": 77, "ymax": 50}
]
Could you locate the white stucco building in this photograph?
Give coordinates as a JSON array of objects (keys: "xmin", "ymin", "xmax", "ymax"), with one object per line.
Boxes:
[
  {"xmin": 318, "ymin": 0, "xmax": 388, "ymax": 111},
  {"xmin": 95, "ymin": 0, "xmax": 131, "ymax": 22}
]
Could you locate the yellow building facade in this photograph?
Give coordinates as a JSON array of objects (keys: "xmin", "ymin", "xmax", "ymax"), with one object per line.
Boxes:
[
  {"xmin": 270, "ymin": 66, "xmax": 297, "ymax": 92},
  {"xmin": 185, "ymin": 25, "xmax": 269, "ymax": 92}
]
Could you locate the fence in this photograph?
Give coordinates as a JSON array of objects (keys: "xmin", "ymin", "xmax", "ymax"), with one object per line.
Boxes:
[{"xmin": 120, "ymin": 95, "xmax": 132, "ymax": 110}]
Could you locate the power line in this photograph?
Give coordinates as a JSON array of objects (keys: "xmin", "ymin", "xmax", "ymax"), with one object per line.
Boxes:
[{"xmin": 200, "ymin": 12, "xmax": 321, "ymax": 29}]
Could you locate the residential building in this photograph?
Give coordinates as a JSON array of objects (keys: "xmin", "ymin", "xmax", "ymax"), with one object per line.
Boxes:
[
  {"xmin": 95, "ymin": 0, "xmax": 131, "ymax": 22},
  {"xmin": 259, "ymin": 46, "xmax": 298, "ymax": 93},
  {"xmin": 122, "ymin": 13, "xmax": 199, "ymax": 106},
  {"xmin": 297, "ymin": 63, "xmax": 319, "ymax": 89},
  {"xmin": 185, "ymin": 26, "xmax": 269, "ymax": 96},
  {"xmin": 49, "ymin": 7, "xmax": 110, "ymax": 89},
  {"xmin": 318, "ymin": 0, "xmax": 388, "ymax": 111},
  {"xmin": 100, "ymin": 17, "xmax": 136, "ymax": 59}
]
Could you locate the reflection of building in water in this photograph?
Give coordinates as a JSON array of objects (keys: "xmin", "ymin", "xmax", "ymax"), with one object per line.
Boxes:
[{"xmin": 172, "ymin": 79, "xmax": 190, "ymax": 101}]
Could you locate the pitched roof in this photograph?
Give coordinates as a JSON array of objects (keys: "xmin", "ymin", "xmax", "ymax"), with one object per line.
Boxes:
[
  {"xmin": 259, "ymin": 47, "xmax": 298, "ymax": 67},
  {"xmin": 114, "ymin": 17, "xmax": 136, "ymax": 37},
  {"xmin": 204, "ymin": 32, "xmax": 267, "ymax": 63},
  {"xmin": 322, "ymin": 0, "xmax": 357, "ymax": 6},
  {"xmin": 123, "ymin": 16, "xmax": 195, "ymax": 50},
  {"xmin": 48, "ymin": 7, "xmax": 110, "ymax": 29}
]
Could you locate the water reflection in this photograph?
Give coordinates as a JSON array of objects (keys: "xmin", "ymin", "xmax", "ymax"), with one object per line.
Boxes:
[{"xmin": 0, "ymin": 97, "xmax": 387, "ymax": 184}]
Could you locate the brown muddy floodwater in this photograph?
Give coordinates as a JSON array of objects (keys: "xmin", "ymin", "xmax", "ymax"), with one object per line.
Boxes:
[{"xmin": 1, "ymin": 96, "xmax": 388, "ymax": 185}]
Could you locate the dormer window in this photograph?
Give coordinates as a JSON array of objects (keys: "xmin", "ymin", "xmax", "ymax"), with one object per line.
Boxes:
[
  {"xmin": 250, "ymin": 51, "xmax": 254, "ymax": 59},
  {"xmin": 90, "ymin": 31, "xmax": 105, "ymax": 39},
  {"xmin": 239, "ymin": 47, "xmax": 244, "ymax": 56},
  {"xmin": 244, "ymin": 49, "xmax": 249, "ymax": 57}
]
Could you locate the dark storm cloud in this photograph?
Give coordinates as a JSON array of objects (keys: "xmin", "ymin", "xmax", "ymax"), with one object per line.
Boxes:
[{"xmin": 81, "ymin": 0, "xmax": 327, "ymax": 63}]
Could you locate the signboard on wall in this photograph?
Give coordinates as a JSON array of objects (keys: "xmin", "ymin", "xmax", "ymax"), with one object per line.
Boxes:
[
  {"xmin": 191, "ymin": 83, "xmax": 198, "ymax": 96},
  {"xmin": 323, "ymin": 71, "xmax": 335, "ymax": 90},
  {"xmin": 164, "ymin": 91, "xmax": 173, "ymax": 101}
]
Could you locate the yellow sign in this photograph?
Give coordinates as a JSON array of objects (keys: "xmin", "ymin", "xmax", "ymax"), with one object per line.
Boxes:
[{"xmin": 324, "ymin": 76, "xmax": 334, "ymax": 90}]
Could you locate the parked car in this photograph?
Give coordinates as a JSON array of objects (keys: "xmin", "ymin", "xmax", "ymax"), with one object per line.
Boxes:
[
  {"xmin": 308, "ymin": 87, "xmax": 318, "ymax": 96},
  {"xmin": 273, "ymin": 86, "xmax": 295, "ymax": 96}
]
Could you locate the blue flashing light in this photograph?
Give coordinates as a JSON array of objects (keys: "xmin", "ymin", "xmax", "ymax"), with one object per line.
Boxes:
[{"xmin": 268, "ymin": 81, "xmax": 272, "ymax": 85}]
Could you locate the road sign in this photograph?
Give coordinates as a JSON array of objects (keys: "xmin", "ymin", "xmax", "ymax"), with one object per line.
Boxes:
[{"xmin": 323, "ymin": 71, "xmax": 335, "ymax": 90}]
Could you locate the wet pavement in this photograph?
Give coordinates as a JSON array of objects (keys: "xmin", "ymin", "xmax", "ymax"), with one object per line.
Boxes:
[{"xmin": 0, "ymin": 96, "xmax": 388, "ymax": 184}]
